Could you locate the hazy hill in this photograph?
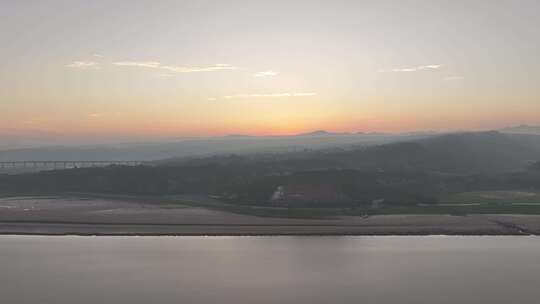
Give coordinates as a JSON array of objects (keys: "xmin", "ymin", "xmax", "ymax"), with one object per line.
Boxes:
[
  {"xmin": 530, "ymin": 161, "xmax": 540, "ymax": 171},
  {"xmin": 1, "ymin": 131, "xmax": 540, "ymax": 205},
  {"xmin": 500, "ymin": 125, "xmax": 540, "ymax": 135},
  {"xmin": 156, "ymin": 131, "xmax": 540, "ymax": 177},
  {"xmin": 322, "ymin": 131, "xmax": 540, "ymax": 174},
  {"xmin": 150, "ymin": 131, "xmax": 540, "ymax": 175},
  {"xmin": 0, "ymin": 133, "xmax": 424, "ymax": 162}
]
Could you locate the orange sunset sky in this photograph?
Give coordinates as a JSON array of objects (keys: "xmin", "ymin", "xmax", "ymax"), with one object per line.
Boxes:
[{"xmin": 2, "ymin": 0, "xmax": 540, "ymax": 137}]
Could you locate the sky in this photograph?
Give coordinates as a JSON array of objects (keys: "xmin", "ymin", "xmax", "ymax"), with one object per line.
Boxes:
[{"xmin": 1, "ymin": 0, "xmax": 540, "ymax": 137}]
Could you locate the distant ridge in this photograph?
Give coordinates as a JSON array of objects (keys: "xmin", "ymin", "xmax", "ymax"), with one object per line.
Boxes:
[
  {"xmin": 296, "ymin": 130, "xmax": 350, "ymax": 136},
  {"xmin": 297, "ymin": 130, "xmax": 425, "ymax": 137},
  {"xmin": 500, "ymin": 125, "xmax": 540, "ymax": 135},
  {"xmin": 328, "ymin": 131, "xmax": 540, "ymax": 174},
  {"xmin": 530, "ymin": 161, "xmax": 540, "ymax": 171}
]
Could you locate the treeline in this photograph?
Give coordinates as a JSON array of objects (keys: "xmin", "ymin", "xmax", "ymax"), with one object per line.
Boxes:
[
  {"xmin": 1, "ymin": 160, "xmax": 539, "ymax": 206},
  {"xmin": 1, "ymin": 132, "xmax": 539, "ymax": 207}
]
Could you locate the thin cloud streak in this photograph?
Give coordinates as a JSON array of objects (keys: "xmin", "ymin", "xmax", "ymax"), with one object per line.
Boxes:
[
  {"xmin": 88, "ymin": 113, "xmax": 104, "ymax": 118},
  {"xmin": 113, "ymin": 61, "xmax": 238, "ymax": 73},
  {"xmin": 162, "ymin": 64, "xmax": 237, "ymax": 73},
  {"xmin": 379, "ymin": 64, "xmax": 444, "ymax": 73},
  {"xmin": 113, "ymin": 61, "xmax": 161, "ymax": 68},
  {"xmin": 392, "ymin": 64, "xmax": 443, "ymax": 72},
  {"xmin": 253, "ymin": 71, "xmax": 278, "ymax": 77},
  {"xmin": 65, "ymin": 61, "xmax": 99, "ymax": 69}
]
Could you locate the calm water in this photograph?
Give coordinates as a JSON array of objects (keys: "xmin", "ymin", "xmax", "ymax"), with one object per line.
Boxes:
[{"xmin": 1, "ymin": 236, "xmax": 539, "ymax": 304}]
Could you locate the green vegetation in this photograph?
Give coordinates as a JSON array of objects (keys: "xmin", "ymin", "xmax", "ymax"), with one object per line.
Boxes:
[
  {"xmin": 1, "ymin": 132, "xmax": 539, "ymax": 216},
  {"xmin": 441, "ymin": 191, "xmax": 540, "ymax": 205},
  {"xmin": 4, "ymin": 190, "xmax": 540, "ymax": 218},
  {"xmin": 168, "ymin": 193, "xmax": 540, "ymax": 217},
  {"xmin": 379, "ymin": 204, "xmax": 540, "ymax": 215}
]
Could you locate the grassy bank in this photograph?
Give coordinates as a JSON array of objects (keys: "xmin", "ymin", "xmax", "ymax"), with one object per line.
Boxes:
[{"xmin": 4, "ymin": 191, "xmax": 540, "ymax": 218}]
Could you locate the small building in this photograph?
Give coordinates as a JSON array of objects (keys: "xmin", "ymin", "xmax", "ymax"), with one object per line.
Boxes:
[{"xmin": 270, "ymin": 183, "xmax": 351, "ymax": 205}]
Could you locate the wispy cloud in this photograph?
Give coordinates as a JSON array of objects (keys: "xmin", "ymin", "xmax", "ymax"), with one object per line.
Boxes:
[
  {"xmin": 395, "ymin": 64, "xmax": 443, "ymax": 72},
  {"xmin": 253, "ymin": 70, "xmax": 279, "ymax": 77},
  {"xmin": 88, "ymin": 113, "xmax": 104, "ymax": 118},
  {"xmin": 92, "ymin": 54, "xmax": 104, "ymax": 58},
  {"xmin": 380, "ymin": 64, "xmax": 444, "ymax": 73},
  {"xmin": 392, "ymin": 65, "xmax": 443, "ymax": 72},
  {"xmin": 65, "ymin": 61, "xmax": 99, "ymax": 69},
  {"xmin": 113, "ymin": 61, "xmax": 238, "ymax": 74},
  {"xmin": 162, "ymin": 64, "xmax": 237, "ymax": 73},
  {"xmin": 444, "ymin": 75, "xmax": 464, "ymax": 81},
  {"xmin": 113, "ymin": 61, "xmax": 161, "ymax": 68},
  {"xmin": 217, "ymin": 92, "xmax": 317, "ymax": 100}
]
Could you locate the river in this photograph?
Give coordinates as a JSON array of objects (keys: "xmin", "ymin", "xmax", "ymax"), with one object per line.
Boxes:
[{"xmin": 1, "ymin": 236, "xmax": 538, "ymax": 304}]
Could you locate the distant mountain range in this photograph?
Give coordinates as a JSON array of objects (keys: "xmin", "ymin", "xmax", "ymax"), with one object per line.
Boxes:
[
  {"xmin": 327, "ymin": 131, "xmax": 540, "ymax": 173},
  {"xmin": 296, "ymin": 130, "xmax": 356, "ymax": 136},
  {"xmin": 0, "ymin": 132, "xmax": 429, "ymax": 162},
  {"xmin": 500, "ymin": 125, "xmax": 540, "ymax": 135},
  {"xmin": 2, "ymin": 126, "xmax": 539, "ymax": 165},
  {"xmin": 164, "ymin": 131, "xmax": 540, "ymax": 174},
  {"xmin": 297, "ymin": 130, "xmax": 397, "ymax": 136}
]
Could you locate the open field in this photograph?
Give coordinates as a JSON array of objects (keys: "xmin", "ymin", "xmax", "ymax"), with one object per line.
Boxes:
[
  {"xmin": 441, "ymin": 191, "xmax": 540, "ymax": 205},
  {"xmin": 175, "ymin": 193, "xmax": 540, "ymax": 217},
  {"xmin": 2, "ymin": 194, "xmax": 540, "ymax": 235}
]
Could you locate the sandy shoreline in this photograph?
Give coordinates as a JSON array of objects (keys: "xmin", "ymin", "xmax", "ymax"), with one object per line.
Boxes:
[
  {"xmin": 0, "ymin": 222, "xmax": 536, "ymax": 236},
  {"xmin": 1, "ymin": 196, "xmax": 540, "ymax": 236}
]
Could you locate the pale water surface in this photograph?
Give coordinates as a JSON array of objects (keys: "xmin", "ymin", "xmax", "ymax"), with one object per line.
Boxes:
[{"xmin": 1, "ymin": 236, "xmax": 539, "ymax": 304}]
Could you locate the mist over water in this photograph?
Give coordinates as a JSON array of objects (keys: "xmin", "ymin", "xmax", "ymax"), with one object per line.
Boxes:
[{"xmin": 2, "ymin": 236, "xmax": 539, "ymax": 304}]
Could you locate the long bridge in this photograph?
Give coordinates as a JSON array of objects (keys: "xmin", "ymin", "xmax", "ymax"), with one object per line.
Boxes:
[{"xmin": 0, "ymin": 160, "xmax": 148, "ymax": 169}]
